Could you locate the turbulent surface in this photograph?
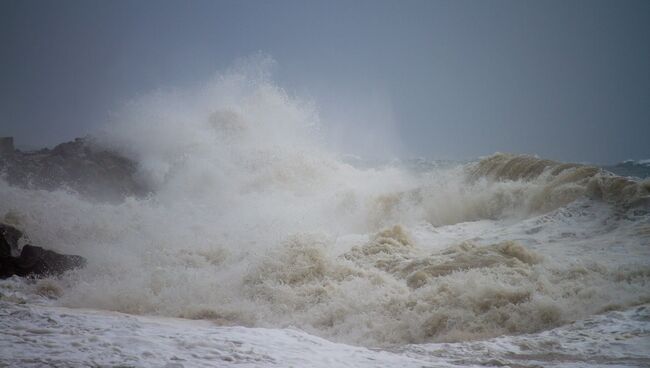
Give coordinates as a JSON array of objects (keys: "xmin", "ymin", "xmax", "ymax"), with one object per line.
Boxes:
[
  {"xmin": 0, "ymin": 59, "xmax": 649, "ymax": 365},
  {"xmin": 1, "ymin": 298, "xmax": 648, "ymax": 367}
]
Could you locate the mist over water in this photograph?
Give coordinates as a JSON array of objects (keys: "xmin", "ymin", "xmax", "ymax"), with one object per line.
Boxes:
[{"xmin": 1, "ymin": 57, "xmax": 649, "ymax": 349}]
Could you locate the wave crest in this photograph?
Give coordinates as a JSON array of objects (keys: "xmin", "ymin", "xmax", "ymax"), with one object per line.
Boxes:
[
  {"xmin": 237, "ymin": 227, "xmax": 650, "ymax": 346},
  {"xmin": 469, "ymin": 153, "xmax": 649, "ymax": 206}
]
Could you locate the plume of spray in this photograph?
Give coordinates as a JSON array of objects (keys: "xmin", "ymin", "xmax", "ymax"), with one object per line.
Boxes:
[{"xmin": 1, "ymin": 55, "xmax": 648, "ymax": 347}]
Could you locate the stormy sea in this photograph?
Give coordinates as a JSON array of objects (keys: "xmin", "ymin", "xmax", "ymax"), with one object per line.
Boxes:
[{"xmin": 1, "ymin": 66, "xmax": 649, "ymax": 367}]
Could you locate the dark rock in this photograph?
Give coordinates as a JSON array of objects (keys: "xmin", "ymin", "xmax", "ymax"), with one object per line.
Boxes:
[
  {"xmin": 0, "ymin": 258, "xmax": 17, "ymax": 279},
  {"xmin": 0, "ymin": 137, "xmax": 14, "ymax": 156},
  {"xmin": 1, "ymin": 223, "xmax": 22, "ymax": 258},
  {"xmin": 0, "ymin": 137, "xmax": 149, "ymax": 202},
  {"xmin": 12, "ymin": 245, "xmax": 86, "ymax": 277},
  {"xmin": 0, "ymin": 223, "xmax": 86, "ymax": 279}
]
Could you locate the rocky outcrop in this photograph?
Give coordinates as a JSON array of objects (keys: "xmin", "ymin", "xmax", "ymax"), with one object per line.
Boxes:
[
  {"xmin": 0, "ymin": 223, "xmax": 86, "ymax": 279},
  {"xmin": 0, "ymin": 137, "xmax": 148, "ymax": 202},
  {"xmin": 0, "ymin": 223, "xmax": 22, "ymax": 258},
  {"xmin": 0, "ymin": 137, "xmax": 14, "ymax": 156}
]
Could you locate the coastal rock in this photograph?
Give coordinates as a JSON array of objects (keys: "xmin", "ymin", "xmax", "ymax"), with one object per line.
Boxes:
[
  {"xmin": 0, "ymin": 223, "xmax": 86, "ymax": 279},
  {"xmin": 0, "ymin": 223, "xmax": 22, "ymax": 258},
  {"xmin": 0, "ymin": 137, "xmax": 148, "ymax": 202}
]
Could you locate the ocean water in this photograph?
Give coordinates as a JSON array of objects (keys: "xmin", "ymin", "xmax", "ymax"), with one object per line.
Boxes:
[{"xmin": 1, "ymin": 61, "xmax": 649, "ymax": 367}]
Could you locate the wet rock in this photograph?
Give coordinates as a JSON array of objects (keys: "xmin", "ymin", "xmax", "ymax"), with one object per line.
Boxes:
[
  {"xmin": 0, "ymin": 137, "xmax": 14, "ymax": 156},
  {"xmin": 11, "ymin": 245, "xmax": 86, "ymax": 277},
  {"xmin": 0, "ymin": 137, "xmax": 149, "ymax": 202},
  {"xmin": 0, "ymin": 223, "xmax": 22, "ymax": 258},
  {"xmin": 0, "ymin": 223, "xmax": 86, "ymax": 279}
]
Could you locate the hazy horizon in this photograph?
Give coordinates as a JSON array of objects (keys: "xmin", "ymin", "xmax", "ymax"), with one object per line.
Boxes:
[{"xmin": 1, "ymin": 0, "xmax": 649, "ymax": 164}]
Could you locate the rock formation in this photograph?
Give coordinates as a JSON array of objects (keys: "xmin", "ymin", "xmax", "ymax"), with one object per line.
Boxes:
[
  {"xmin": 0, "ymin": 137, "xmax": 148, "ymax": 202},
  {"xmin": 1, "ymin": 223, "xmax": 86, "ymax": 279}
]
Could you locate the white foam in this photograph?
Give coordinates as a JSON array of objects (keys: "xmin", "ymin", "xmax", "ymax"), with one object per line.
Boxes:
[
  {"xmin": 1, "ymin": 300, "xmax": 647, "ymax": 367},
  {"xmin": 1, "ymin": 57, "xmax": 649, "ymax": 356}
]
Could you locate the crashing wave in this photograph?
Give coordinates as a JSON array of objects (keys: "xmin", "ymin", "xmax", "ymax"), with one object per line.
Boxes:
[
  {"xmin": 241, "ymin": 226, "xmax": 650, "ymax": 345},
  {"xmin": 1, "ymin": 58, "xmax": 649, "ymax": 349},
  {"xmin": 468, "ymin": 153, "xmax": 649, "ymax": 204}
]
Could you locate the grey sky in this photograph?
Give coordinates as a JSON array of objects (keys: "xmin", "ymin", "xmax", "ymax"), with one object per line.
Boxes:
[{"xmin": 1, "ymin": 0, "xmax": 648, "ymax": 163}]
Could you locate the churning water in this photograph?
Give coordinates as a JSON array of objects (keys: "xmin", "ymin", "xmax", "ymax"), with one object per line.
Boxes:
[{"xmin": 1, "ymin": 58, "xmax": 649, "ymax": 367}]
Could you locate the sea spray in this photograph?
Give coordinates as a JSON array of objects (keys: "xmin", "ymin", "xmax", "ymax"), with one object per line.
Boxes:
[{"xmin": 0, "ymin": 57, "xmax": 648, "ymax": 347}]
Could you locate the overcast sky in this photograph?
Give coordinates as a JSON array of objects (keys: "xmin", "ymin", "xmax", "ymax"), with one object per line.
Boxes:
[{"xmin": 1, "ymin": 0, "xmax": 648, "ymax": 163}]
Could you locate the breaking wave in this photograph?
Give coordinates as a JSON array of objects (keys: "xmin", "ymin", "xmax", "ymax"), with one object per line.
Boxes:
[
  {"xmin": 469, "ymin": 153, "xmax": 649, "ymax": 206},
  {"xmin": 1, "ymin": 56, "xmax": 649, "ymax": 347},
  {"xmin": 241, "ymin": 226, "xmax": 649, "ymax": 345}
]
